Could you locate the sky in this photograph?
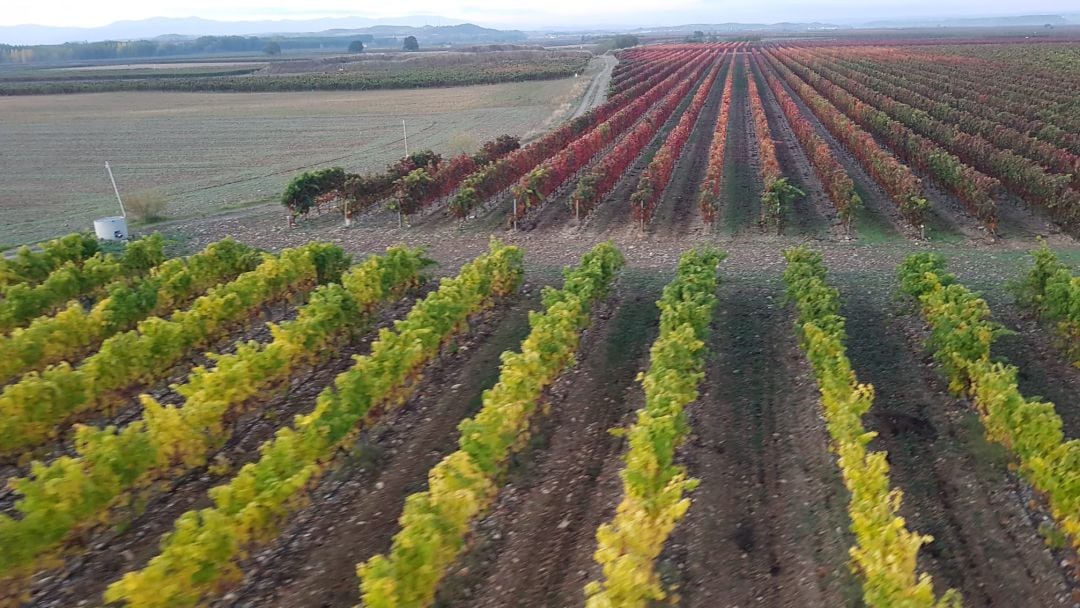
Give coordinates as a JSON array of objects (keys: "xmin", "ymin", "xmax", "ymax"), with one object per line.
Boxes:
[{"xmin": 4, "ymin": 0, "xmax": 1079, "ymax": 29}]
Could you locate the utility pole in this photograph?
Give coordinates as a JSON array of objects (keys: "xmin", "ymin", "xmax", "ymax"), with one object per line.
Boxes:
[
  {"xmin": 105, "ymin": 161, "xmax": 126, "ymax": 217},
  {"xmin": 402, "ymin": 119, "xmax": 409, "ymax": 158}
]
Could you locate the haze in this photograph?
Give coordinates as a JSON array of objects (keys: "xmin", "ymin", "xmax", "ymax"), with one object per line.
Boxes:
[{"xmin": 5, "ymin": 0, "xmax": 1080, "ymax": 30}]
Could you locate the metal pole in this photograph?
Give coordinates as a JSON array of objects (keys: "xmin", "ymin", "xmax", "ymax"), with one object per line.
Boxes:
[
  {"xmin": 402, "ymin": 119, "xmax": 408, "ymax": 158},
  {"xmin": 105, "ymin": 161, "xmax": 126, "ymax": 217}
]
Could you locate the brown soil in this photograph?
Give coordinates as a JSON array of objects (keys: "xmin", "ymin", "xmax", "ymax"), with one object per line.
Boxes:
[
  {"xmin": 723, "ymin": 55, "xmax": 764, "ymax": 236},
  {"xmin": 432, "ymin": 276, "xmax": 664, "ymax": 608},
  {"xmin": 649, "ymin": 56, "xmax": 728, "ymax": 239},
  {"xmin": 217, "ymin": 288, "xmax": 542, "ymax": 607},
  {"xmin": 836, "ymin": 273, "xmax": 1075, "ymax": 607},
  {"xmin": 749, "ymin": 59, "xmax": 835, "ymax": 240},
  {"xmin": 665, "ymin": 273, "xmax": 861, "ymax": 608}
]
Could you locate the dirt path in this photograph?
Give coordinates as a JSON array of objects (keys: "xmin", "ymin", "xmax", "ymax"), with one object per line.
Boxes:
[
  {"xmin": 572, "ymin": 55, "xmax": 617, "ymax": 119},
  {"xmin": 428, "ymin": 276, "xmax": 664, "ymax": 608},
  {"xmin": 666, "ymin": 273, "xmax": 860, "ymax": 608},
  {"xmin": 219, "ymin": 289, "xmax": 541, "ymax": 608},
  {"xmin": 721, "ymin": 56, "xmax": 762, "ymax": 236},
  {"xmin": 836, "ymin": 273, "xmax": 1075, "ymax": 607}
]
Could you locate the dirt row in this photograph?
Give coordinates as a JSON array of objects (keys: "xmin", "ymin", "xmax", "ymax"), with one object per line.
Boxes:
[
  {"xmin": 838, "ymin": 272, "xmax": 1075, "ymax": 607},
  {"xmin": 748, "ymin": 57, "xmax": 835, "ymax": 240}
]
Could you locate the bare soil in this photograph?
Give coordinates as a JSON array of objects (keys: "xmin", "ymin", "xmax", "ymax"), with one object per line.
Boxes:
[
  {"xmin": 434, "ymin": 276, "xmax": 664, "ymax": 608},
  {"xmin": 219, "ymin": 288, "xmax": 541, "ymax": 607},
  {"xmin": 666, "ymin": 274, "xmax": 861, "ymax": 608},
  {"xmin": 749, "ymin": 59, "xmax": 834, "ymax": 240}
]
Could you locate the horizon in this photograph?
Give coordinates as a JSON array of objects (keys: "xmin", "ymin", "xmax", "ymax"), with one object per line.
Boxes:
[{"xmin": 4, "ymin": 1, "xmax": 1079, "ymax": 32}]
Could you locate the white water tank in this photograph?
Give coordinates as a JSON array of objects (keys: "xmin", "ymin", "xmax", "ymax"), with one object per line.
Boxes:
[{"xmin": 93, "ymin": 216, "xmax": 129, "ymax": 241}]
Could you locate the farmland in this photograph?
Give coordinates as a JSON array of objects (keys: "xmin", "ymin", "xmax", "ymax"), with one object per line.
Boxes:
[
  {"xmin": 0, "ymin": 69, "xmax": 598, "ymax": 247},
  {"xmin": 1, "ymin": 37, "xmax": 1079, "ymax": 608}
]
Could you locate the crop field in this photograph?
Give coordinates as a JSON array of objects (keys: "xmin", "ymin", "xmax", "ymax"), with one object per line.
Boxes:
[
  {"xmin": 0, "ymin": 72, "xmax": 595, "ymax": 247},
  {"xmin": 0, "ymin": 39, "xmax": 1079, "ymax": 608},
  {"xmin": 0, "ymin": 52, "xmax": 589, "ymax": 95}
]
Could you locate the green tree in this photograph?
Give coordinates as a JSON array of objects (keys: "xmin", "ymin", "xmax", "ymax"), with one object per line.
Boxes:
[
  {"xmin": 402, "ymin": 36, "xmax": 419, "ymax": 52},
  {"xmin": 263, "ymin": 41, "xmax": 281, "ymax": 56},
  {"xmin": 348, "ymin": 40, "xmax": 365, "ymax": 53}
]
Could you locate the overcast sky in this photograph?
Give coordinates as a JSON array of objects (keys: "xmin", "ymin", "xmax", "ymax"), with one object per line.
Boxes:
[{"xmin": 4, "ymin": 0, "xmax": 1079, "ymax": 29}]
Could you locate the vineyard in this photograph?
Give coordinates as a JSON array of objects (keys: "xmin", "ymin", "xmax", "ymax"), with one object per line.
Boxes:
[{"xmin": 2, "ymin": 37, "xmax": 1080, "ymax": 608}]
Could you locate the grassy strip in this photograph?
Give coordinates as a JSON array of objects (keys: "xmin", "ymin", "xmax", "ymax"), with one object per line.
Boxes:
[
  {"xmin": 585, "ymin": 248, "xmax": 723, "ymax": 608},
  {"xmin": 900, "ymin": 252, "xmax": 1080, "ymax": 551},
  {"xmin": 103, "ymin": 240, "xmax": 523, "ymax": 607},
  {"xmin": 358, "ymin": 242, "xmax": 625, "ymax": 608},
  {"xmin": 784, "ymin": 247, "xmax": 960, "ymax": 608}
]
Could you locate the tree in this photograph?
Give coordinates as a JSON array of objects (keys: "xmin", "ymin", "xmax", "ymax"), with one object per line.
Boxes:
[
  {"xmin": 402, "ymin": 36, "xmax": 419, "ymax": 52},
  {"xmin": 263, "ymin": 41, "xmax": 281, "ymax": 56},
  {"xmin": 348, "ymin": 40, "xmax": 365, "ymax": 53}
]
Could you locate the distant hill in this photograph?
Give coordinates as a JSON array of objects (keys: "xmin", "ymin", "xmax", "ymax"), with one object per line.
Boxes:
[
  {"xmin": 632, "ymin": 22, "xmax": 844, "ymax": 34},
  {"xmin": 859, "ymin": 14, "xmax": 1070, "ymax": 28},
  {"xmin": 0, "ymin": 15, "xmax": 466, "ymax": 45}
]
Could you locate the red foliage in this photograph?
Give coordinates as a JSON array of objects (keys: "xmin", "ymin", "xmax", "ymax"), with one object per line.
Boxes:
[
  {"xmin": 698, "ymin": 58, "xmax": 735, "ymax": 224},
  {"xmin": 631, "ymin": 52, "xmax": 726, "ymax": 227}
]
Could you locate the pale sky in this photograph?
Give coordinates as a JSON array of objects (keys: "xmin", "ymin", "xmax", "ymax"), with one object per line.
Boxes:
[{"xmin": 4, "ymin": 0, "xmax": 1079, "ymax": 29}]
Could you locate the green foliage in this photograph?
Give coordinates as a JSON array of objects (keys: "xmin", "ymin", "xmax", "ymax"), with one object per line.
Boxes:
[
  {"xmin": 784, "ymin": 247, "xmax": 960, "ymax": 608},
  {"xmin": 0, "ymin": 233, "xmax": 166, "ymax": 333},
  {"xmin": 104, "ymin": 241, "xmax": 522, "ymax": 608},
  {"xmin": 263, "ymin": 41, "xmax": 281, "ymax": 56},
  {"xmin": 0, "ymin": 247, "xmax": 432, "ymax": 583},
  {"xmin": 394, "ymin": 168, "xmax": 438, "ymax": 215},
  {"xmin": 760, "ymin": 177, "xmax": 806, "ymax": 234},
  {"xmin": 586, "ymin": 248, "xmax": 723, "ymax": 608},
  {"xmin": 0, "ymin": 242, "xmax": 341, "ymax": 457},
  {"xmin": 0, "ymin": 233, "xmax": 99, "ymax": 290},
  {"xmin": 403, "ymin": 36, "xmax": 419, "ymax": 52},
  {"xmin": 1014, "ymin": 245, "xmax": 1079, "ymax": 366},
  {"xmin": 899, "ymin": 252, "xmax": 1080, "ymax": 552},
  {"xmin": 348, "ymin": 40, "xmax": 365, "ymax": 53},
  {"xmin": 281, "ymin": 167, "xmax": 347, "ymax": 216},
  {"xmin": 358, "ymin": 242, "xmax": 624, "ymax": 608},
  {"xmin": 0, "ymin": 239, "xmax": 259, "ymax": 384}
]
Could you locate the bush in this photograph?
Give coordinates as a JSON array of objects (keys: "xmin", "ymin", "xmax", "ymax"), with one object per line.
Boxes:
[{"xmin": 124, "ymin": 192, "xmax": 168, "ymax": 222}]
